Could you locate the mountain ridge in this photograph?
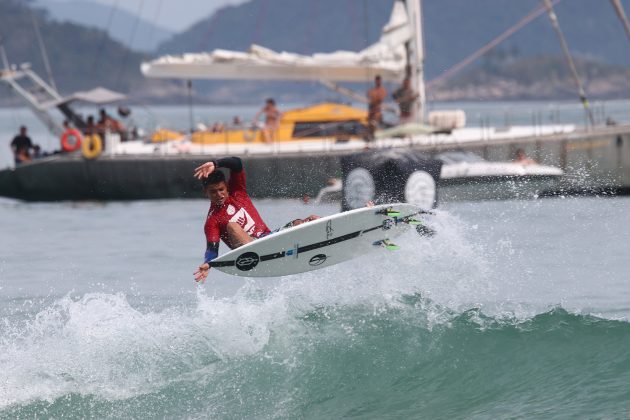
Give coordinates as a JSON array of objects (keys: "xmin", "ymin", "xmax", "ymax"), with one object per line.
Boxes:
[
  {"xmin": 35, "ymin": 0, "xmax": 175, "ymax": 52},
  {"xmin": 2, "ymin": 0, "xmax": 630, "ymax": 104}
]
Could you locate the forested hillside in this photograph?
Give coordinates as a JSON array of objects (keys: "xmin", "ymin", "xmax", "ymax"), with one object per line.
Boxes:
[{"xmin": 0, "ymin": 0, "xmax": 161, "ymax": 99}]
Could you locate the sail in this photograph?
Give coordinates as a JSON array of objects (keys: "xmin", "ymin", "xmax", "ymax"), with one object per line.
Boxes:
[{"xmin": 141, "ymin": 2, "xmax": 410, "ymax": 82}]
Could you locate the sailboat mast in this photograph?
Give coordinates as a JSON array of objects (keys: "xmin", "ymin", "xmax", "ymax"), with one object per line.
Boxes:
[
  {"xmin": 404, "ymin": 0, "xmax": 426, "ymax": 123},
  {"xmin": 541, "ymin": 0, "xmax": 594, "ymax": 125}
]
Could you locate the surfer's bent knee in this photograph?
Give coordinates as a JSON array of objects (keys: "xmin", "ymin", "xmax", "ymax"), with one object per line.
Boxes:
[{"xmin": 226, "ymin": 222, "xmax": 254, "ymax": 248}]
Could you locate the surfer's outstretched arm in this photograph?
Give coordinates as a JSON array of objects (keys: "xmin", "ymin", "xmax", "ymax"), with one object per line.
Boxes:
[{"xmin": 194, "ymin": 157, "xmax": 243, "ymax": 179}]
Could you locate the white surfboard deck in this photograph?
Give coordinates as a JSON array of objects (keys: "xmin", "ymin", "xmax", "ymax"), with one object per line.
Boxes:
[{"xmin": 210, "ymin": 203, "xmax": 423, "ymax": 277}]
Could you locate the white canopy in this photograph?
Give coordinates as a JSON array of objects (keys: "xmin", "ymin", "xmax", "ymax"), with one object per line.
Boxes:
[
  {"xmin": 50, "ymin": 87, "xmax": 127, "ymax": 108},
  {"xmin": 141, "ymin": 1, "xmax": 411, "ymax": 82}
]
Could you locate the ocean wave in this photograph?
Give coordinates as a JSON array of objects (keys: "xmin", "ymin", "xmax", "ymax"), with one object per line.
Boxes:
[{"xmin": 2, "ymin": 289, "xmax": 630, "ymax": 418}]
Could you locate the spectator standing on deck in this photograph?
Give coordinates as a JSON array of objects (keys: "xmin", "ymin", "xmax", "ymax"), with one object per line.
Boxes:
[
  {"xmin": 253, "ymin": 98, "xmax": 281, "ymax": 143},
  {"xmin": 10, "ymin": 126, "xmax": 35, "ymax": 165},
  {"xmin": 392, "ymin": 77, "xmax": 419, "ymax": 124},
  {"xmin": 367, "ymin": 75, "xmax": 387, "ymax": 140}
]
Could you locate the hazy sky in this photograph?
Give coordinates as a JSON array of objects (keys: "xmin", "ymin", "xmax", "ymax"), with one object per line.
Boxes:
[{"xmin": 69, "ymin": 0, "xmax": 249, "ymax": 32}]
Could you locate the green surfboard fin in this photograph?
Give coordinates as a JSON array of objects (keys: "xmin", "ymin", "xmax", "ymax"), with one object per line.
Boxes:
[
  {"xmin": 373, "ymin": 239, "xmax": 400, "ymax": 250},
  {"xmin": 377, "ymin": 208, "xmax": 401, "ymax": 217},
  {"xmin": 405, "ymin": 218, "xmax": 422, "ymax": 226}
]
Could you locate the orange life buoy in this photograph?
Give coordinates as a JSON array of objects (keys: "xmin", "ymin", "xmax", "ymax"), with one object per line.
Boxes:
[{"xmin": 61, "ymin": 129, "xmax": 83, "ymax": 152}]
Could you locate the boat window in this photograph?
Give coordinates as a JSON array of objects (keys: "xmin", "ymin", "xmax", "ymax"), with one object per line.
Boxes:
[{"xmin": 292, "ymin": 120, "xmax": 367, "ymax": 138}]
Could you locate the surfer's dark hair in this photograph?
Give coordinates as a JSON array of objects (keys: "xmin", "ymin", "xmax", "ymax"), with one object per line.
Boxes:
[{"xmin": 203, "ymin": 170, "xmax": 226, "ymax": 187}]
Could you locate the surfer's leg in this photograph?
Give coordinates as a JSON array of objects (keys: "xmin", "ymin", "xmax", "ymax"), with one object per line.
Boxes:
[{"xmin": 226, "ymin": 222, "xmax": 254, "ymax": 247}]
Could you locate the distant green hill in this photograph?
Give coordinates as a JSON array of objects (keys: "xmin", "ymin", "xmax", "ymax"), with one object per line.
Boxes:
[
  {"xmin": 433, "ymin": 54, "xmax": 630, "ymax": 101},
  {"xmin": 158, "ymin": 0, "xmax": 630, "ymax": 79},
  {"xmin": 36, "ymin": 0, "xmax": 174, "ymax": 53},
  {"xmin": 0, "ymin": 0, "xmax": 152, "ymax": 98},
  {"xmin": 2, "ymin": 0, "xmax": 630, "ymax": 104},
  {"xmin": 152, "ymin": 0, "xmax": 630, "ymax": 102}
]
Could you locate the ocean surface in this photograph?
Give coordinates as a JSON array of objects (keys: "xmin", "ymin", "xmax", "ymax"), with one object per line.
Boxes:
[
  {"xmin": 1, "ymin": 196, "xmax": 630, "ymax": 418},
  {"xmin": 1, "ymin": 102, "xmax": 630, "ymax": 418}
]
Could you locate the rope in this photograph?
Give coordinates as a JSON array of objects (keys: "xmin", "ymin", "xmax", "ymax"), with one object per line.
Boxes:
[
  {"xmin": 542, "ymin": 0, "xmax": 594, "ymax": 125},
  {"xmin": 427, "ymin": 0, "xmax": 562, "ymax": 90},
  {"xmin": 30, "ymin": 9, "xmax": 56, "ymax": 91},
  {"xmin": 610, "ymin": 0, "xmax": 630, "ymax": 41},
  {"xmin": 116, "ymin": 0, "xmax": 146, "ymax": 90},
  {"xmin": 146, "ymin": 0, "xmax": 164, "ymax": 50},
  {"xmin": 91, "ymin": 0, "xmax": 119, "ymax": 78}
]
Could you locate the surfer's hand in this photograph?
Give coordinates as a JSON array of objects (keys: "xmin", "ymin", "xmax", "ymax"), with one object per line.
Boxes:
[
  {"xmin": 194, "ymin": 263, "xmax": 210, "ymax": 283},
  {"xmin": 194, "ymin": 162, "xmax": 215, "ymax": 179}
]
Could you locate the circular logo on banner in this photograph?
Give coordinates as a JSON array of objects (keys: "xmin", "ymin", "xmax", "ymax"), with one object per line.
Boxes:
[
  {"xmin": 344, "ymin": 168, "xmax": 375, "ymax": 210},
  {"xmin": 227, "ymin": 204, "xmax": 236, "ymax": 215},
  {"xmin": 235, "ymin": 252, "xmax": 260, "ymax": 271},
  {"xmin": 309, "ymin": 254, "xmax": 327, "ymax": 266},
  {"xmin": 404, "ymin": 171, "xmax": 437, "ymax": 211}
]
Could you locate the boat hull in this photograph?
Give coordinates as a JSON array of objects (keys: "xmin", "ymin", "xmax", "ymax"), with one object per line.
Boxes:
[{"xmin": 0, "ymin": 154, "xmax": 342, "ymax": 201}]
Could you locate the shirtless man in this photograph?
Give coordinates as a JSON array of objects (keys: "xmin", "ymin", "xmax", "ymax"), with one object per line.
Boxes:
[
  {"xmin": 392, "ymin": 77, "xmax": 419, "ymax": 124},
  {"xmin": 367, "ymin": 75, "xmax": 387, "ymax": 140},
  {"xmin": 193, "ymin": 157, "xmax": 317, "ymax": 282},
  {"xmin": 253, "ymin": 98, "xmax": 281, "ymax": 143},
  {"xmin": 514, "ymin": 148, "xmax": 536, "ymax": 165}
]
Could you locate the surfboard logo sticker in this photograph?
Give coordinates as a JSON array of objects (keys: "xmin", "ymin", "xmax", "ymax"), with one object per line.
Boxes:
[
  {"xmin": 309, "ymin": 254, "xmax": 327, "ymax": 266},
  {"xmin": 326, "ymin": 220, "xmax": 333, "ymax": 239},
  {"xmin": 236, "ymin": 252, "xmax": 260, "ymax": 271}
]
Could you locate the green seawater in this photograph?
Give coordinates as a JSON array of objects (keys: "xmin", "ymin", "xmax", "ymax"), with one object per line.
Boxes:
[
  {"xmin": 1, "ymin": 196, "xmax": 629, "ymax": 418},
  {"xmin": 3, "ymin": 295, "xmax": 630, "ymax": 419}
]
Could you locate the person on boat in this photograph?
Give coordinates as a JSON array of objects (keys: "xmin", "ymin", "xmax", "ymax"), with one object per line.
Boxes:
[
  {"xmin": 97, "ymin": 108, "xmax": 127, "ymax": 140},
  {"xmin": 193, "ymin": 157, "xmax": 318, "ymax": 282},
  {"xmin": 253, "ymin": 98, "xmax": 281, "ymax": 143},
  {"xmin": 84, "ymin": 115, "xmax": 97, "ymax": 135},
  {"xmin": 367, "ymin": 75, "xmax": 387, "ymax": 140},
  {"xmin": 392, "ymin": 77, "xmax": 419, "ymax": 124},
  {"xmin": 514, "ymin": 148, "xmax": 536, "ymax": 165},
  {"xmin": 10, "ymin": 126, "xmax": 36, "ymax": 165}
]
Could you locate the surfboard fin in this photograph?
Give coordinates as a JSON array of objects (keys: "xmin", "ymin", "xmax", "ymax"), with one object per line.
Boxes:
[
  {"xmin": 376, "ymin": 208, "xmax": 401, "ymax": 217},
  {"xmin": 373, "ymin": 239, "xmax": 400, "ymax": 250},
  {"xmin": 403, "ymin": 217, "xmax": 422, "ymax": 226}
]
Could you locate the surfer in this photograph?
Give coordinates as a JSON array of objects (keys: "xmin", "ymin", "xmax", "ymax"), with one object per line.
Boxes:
[{"xmin": 193, "ymin": 157, "xmax": 318, "ymax": 282}]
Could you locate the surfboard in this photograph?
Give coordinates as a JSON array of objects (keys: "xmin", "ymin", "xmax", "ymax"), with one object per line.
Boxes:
[{"xmin": 209, "ymin": 202, "xmax": 429, "ymax": 277}]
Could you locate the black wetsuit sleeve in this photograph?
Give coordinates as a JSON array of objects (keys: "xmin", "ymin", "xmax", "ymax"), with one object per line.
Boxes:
[{"xmin": 215, "ymin": 157, "xmax": 243, "ymax": 172}]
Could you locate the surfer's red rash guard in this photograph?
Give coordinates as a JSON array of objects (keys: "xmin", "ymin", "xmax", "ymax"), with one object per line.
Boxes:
[{"xmin": 203, "ymin": 157, "xmax": 271, "ymax": 264}]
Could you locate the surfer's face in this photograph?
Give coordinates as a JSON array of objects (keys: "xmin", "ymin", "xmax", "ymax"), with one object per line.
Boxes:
[{"xmin": 205, "ymin": 181, "xmax": 229, "ymax": 206}]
